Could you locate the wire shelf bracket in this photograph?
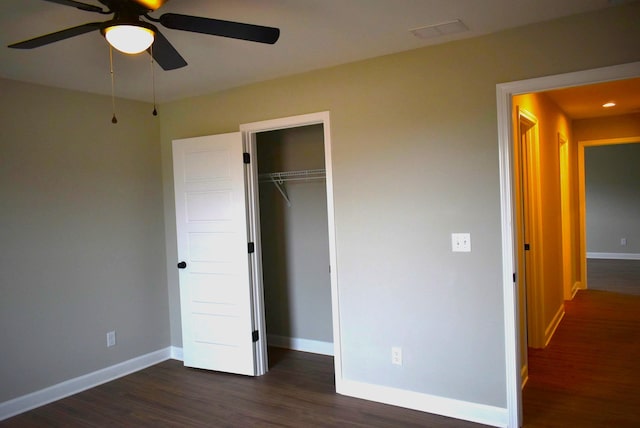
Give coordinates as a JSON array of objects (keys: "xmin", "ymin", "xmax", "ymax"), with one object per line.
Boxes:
[{"xmin": 258, "ymin": 169, "xmax": 326, "ymax": 207}]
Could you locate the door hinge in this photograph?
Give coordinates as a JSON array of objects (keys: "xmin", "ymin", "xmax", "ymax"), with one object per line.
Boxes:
[
  {"xmin": 252, "ymin": 330, "xmax": 259, "ymax": 342},
  {"xmin": 248, "ymin": 242, "xmax": 255, "ymax": 254},
  {"xmin": 243, "ymin": 152, "xmax": 250, "ymax": 164},
  {"xmin": 524, "ymin": 243, "xmax": 530, "ymax": 251},
  {"xmin": 513, "ymin": 272, "xmax": 517, "ymax": 282}
]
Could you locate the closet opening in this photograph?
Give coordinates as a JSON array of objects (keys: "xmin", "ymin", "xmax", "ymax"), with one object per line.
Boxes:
[
  {"xmin": 255, "ymin": 124, "xmax": 334, "ymax": 369},
  {"xmin": 241, "ymin": 111, "xmax": 341, "ymax": 383}
]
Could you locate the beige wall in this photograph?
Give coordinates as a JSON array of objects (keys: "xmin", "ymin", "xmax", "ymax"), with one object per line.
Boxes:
[
  {"xmin": 0, "ymin": 79, "xmax": 168, "ymax": 402},
  {"xmin": 160, "ymin": 3, "xmax": 640, "ymax": 410},
  {"xmin": 574, "ymin": 113, "xmax": 640, "ymax": 141}
]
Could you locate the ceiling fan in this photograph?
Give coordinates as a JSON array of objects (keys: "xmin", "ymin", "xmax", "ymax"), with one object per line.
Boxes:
[{"xmin": 8, "ymin": 0, "xmax": 280, "ymax": 70}]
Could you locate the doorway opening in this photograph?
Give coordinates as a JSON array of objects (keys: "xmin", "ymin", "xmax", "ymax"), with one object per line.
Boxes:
[
  {"xmin": 255, "ymin": 124, "xmax": 334, "ymax": 367},
  {"xmin": 496, "ymin": 61, "xmax": 640, "ymax": 427},
  {"xmin": 241, "ymin": 112, "xmax": 342, "ymax": 387},
  {"xmin": 578, "ymin": 137, "xmax": 640, "ymax": 289}
]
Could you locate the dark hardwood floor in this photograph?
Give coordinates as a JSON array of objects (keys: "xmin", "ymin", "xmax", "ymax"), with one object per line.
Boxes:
[
  {"xmin": 1, "ymin": 348, "xmax": 488, "ymax": 427},
  {"xmin": 4, "ymin": 260, "xmax": 638, "ymax": 427},
  {"xmin": 523, "ymin": 259, "xmax": 640, "ymax": 427}
]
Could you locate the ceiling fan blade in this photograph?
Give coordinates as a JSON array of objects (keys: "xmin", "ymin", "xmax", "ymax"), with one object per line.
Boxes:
[
  {"xmin": 159, "ymin": 13, "xmax": 280, "ymax": 44},
  {"xmin": 149, "ymin": 29, "xmax": 187, "ymax": 70},
  {"xmin": 43, "ymin": 0, "xmax": 106, "ymax": 13},
  {"xmin": 8, "ymin": 22, "xmax": 103, "ymax": 49}
]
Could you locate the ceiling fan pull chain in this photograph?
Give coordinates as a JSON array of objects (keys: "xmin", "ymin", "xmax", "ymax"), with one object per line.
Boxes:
[
  {"xmin": 109, "ymin": 45, "xmax": 118, "ymax": 124},
  {"xmin": 150, "ymin": 45, "xmax": 158, "ymax": 116}
]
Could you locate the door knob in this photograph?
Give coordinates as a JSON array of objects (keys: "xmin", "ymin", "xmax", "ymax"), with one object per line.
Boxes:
[{"xmin": 177, "ymin": 261, "xmax": 187, "ymax": 269}]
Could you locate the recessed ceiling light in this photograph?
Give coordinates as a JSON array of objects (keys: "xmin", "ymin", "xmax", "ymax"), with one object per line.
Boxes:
[
  {"xmin": 410, "ymin": 19, "xmax": 469, "ymax": 40},
  {"xmin": 602, "ymin": 102, "xmax": 616, "ymax": 108}
]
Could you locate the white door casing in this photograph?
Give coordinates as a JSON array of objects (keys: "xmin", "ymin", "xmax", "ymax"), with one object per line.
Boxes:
[
  {"xmin": 173, "ymin": 132, "xmax": 257, "ymax": 376},
  {"xmin": 497, "ymin": 61, "xmax": 640, "ymax": 428},
  {"xmin": 240, "ymin": 111, "xmax": 342, "ymax": 382},
  {"xmin": 517, "ymin": 108, "xmax": 545, "ymax": 350}
]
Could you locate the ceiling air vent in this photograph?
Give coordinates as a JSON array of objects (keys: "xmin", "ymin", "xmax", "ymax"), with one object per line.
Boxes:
[{"xmin": 410, "ymin": 19, "xmax": 468, "ymax": 40}]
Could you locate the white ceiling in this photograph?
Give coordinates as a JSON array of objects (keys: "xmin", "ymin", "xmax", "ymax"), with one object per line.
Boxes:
[{"xmin": 0, "ymin": 0, "xmax": 633, "ymax": 103}]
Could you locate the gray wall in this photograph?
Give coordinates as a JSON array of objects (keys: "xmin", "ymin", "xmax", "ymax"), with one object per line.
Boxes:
[
  {"xmin": 0, "ymin": 79, "xmax": 169, "ymax": 402},
  {"xmin": 256, "ymin": 125, "xmax": 333, "ymax": 343},
  {"xmin": 159, "ymin": 3, "xmax": 640, "ymax": 409},
  {"xmin": 585, "ymin": 143, "xmax": 640, "ymax": 254}
]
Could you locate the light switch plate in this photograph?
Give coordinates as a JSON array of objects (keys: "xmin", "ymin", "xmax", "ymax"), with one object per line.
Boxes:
[{"xmin": 452, "ymin": 233, "xmax": 471, "ymax": 252}]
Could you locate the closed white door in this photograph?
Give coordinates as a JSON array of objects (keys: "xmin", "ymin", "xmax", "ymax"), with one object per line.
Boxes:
[{"xmin": 173, "ymin": 132, "xmax": 256, "ymax": 375}]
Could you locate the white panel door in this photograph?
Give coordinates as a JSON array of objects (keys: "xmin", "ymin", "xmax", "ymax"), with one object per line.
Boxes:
[{"xmin": 173, "ymin": 132, "xmax": 256, "ymax": 376}]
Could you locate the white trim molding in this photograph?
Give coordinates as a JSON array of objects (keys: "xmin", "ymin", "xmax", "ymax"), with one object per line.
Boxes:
[
  {"xmin": 544, "ymin": 305, "xmax": 565, "ymax": 348},
  {"xmin": 267, "ymin": 334, "xmax": 334, "ymax": 356},
  {"xmin": 587, "ymin": 252, "xmax": 640, "ymax": 260},
  {"xmin": 240, "ymin": 111, "xmax": 342, "ymax": 387},
  {"xmin": 496, "ymin": 61, "xmax": 640, "ymax": 428},
  {"xmin": 170, "ymin": 346, "xmax": 184, "ymax": 361},
  {"xmin": 338, "ymin": 379, "xmax": 508, "ymax": 428},
  {"xmin": 521, "ymin": 365, "xmax": 529, "ymax": 389},
  {"xmin": 571, "ymin": 281, "xmax": 581, "ymax": 299},
  {"xmin": 0, "ymin": 348, "xmax": 172, "ymax": 421}
]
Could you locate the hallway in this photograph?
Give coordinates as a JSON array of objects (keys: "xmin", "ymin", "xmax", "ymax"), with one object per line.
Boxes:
[{"xmin": 523, "ymin": 260, "xmax": 640, "ymax": 427}]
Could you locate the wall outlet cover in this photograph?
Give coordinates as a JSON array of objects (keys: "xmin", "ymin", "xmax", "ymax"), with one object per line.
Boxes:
[
  {"xmin": 391, "ymin": 346, "xmax": 402, "ymax": 365},
  {"xmin": 452, "ymin": 233, "xmax": 471, "ymax": 252},
  {"xmin": 107, "ymin": 331, "xmax": 116, "ymax": 348}
]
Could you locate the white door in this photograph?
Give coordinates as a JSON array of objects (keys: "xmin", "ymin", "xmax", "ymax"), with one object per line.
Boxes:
[{"xmin": 173, "ymin": 132, "xmax": 257, "ymax": 376}]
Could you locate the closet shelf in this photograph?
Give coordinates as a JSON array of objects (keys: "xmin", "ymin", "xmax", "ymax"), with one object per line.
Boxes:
[
  {"xmin": 258, "ymin": 169, "xmax": 326, "ymax": 207},
  {"xmin": 258, "ymin": 169, "xmax": 326, "ymax": 183}
]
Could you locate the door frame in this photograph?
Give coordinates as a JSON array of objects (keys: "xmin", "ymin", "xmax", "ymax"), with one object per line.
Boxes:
[
  {"xmin": 239, "ymin": 111, "xmax": 343, "ymax": 386},
  {"xmin": 558, "ymin": 132, "xmax": 575, "ymax": 300},
  {"xmin": 496, "ymin": 61, "xmax": 640, "ymax": 428},
  {"xmin": 515, "ymin": 108, "xmax": 545, "ymax": 350},
  {"xmin": 578, "ymin": 136, "xmax": 640, "ymax": 282}
]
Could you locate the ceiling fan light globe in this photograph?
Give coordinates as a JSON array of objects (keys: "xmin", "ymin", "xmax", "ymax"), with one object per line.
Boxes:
[{"xmin": 105, "ymin": 25, "xmax": 154, "ymax": 54}]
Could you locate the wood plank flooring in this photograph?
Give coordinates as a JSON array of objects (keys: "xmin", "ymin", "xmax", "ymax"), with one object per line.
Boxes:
[
  {"xmin": 1, "ymin": 348, "xmax": 488, "ymax": 427},
  {"xmin": 523, "ymin": 260, "xmax": 640, "ymax": 427}
]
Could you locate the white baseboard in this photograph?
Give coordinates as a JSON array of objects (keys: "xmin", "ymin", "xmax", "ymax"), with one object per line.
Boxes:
[
  {"xmin": 570, "ymin": 281, "xmax": 581, "ymax": 299},
  {"xmin": 0, "ymin": 348, "xmax": 172, "ymax": 421},
  {"xmin": 170, "ymin": 346, "xmax": 184, "ymax": 361},
  {"xmin": 267, "ymin": 334, "xmax": 334, "ymax": 356},
  {"xmin": 543, "ymin": 305, "xmax": 565, "ymax": 347},
  {"xmin": 587, "ymin": 252, "xmax": 640, "ymax": 260},
  {"xmin": 337, "ymin": 379, "xmax": 508, "ymax": 428},
  {"xmin": 521, "ymin": 364, "xmax": 529, "ymax": 389}
]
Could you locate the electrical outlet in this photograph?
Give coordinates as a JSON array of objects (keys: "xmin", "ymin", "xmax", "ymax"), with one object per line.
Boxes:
[
  {"xmin": 107, "ymin": 331, "xmax": 116, "ymax": 348},
  {"xmin": 391, "ymin": 347, "xmax": 402, "ymax": 366},
  {"xmin": 452, "ymin": 233, "xmax": 471, "ymax": 252},
  {"xmin": 621, "ymin": 238, "xmax": 627, "ymax": 246}
]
